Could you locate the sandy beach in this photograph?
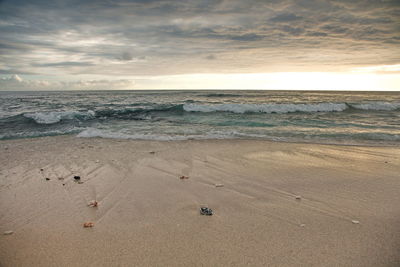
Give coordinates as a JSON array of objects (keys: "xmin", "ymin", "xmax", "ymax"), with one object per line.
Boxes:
[{"xmin": 0, "ymin": 136, "xmax": 399, "ymax": 266}]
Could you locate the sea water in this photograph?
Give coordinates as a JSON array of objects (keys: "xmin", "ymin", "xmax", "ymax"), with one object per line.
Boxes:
[{"xmin": 0, "ymin": 90, "xmax": 399, "ymax": 145}]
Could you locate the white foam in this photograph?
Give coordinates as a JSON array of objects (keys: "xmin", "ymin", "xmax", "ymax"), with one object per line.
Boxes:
[
  {"xmin": 77, "ymin": 128, "xmax": 245, "ymax": 141},
  {"xmin": 183, "ymin": 103, "xmax": 348, "ymax": 114},
  {"xmin": 77, "ymin": 128, "xmax": 187, "ymax": 141},
  {"xmin": 350, "ymin": 102, "xmax": 400, "ymax": 111},
  {"xmin": 24, "ymin": 110, "xmax": 95, "ymax": 124}
]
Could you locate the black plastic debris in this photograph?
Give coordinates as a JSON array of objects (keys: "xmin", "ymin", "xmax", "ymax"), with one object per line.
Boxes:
[
  {"xmin": 74, "ymin": 176, "xmax": 81, "ymax": 180},
  {"xmin": 200, "ymin": 207, "xmax": 213, "ymax": 216}
]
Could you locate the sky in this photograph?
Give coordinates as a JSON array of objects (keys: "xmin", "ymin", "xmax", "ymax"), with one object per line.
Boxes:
[{"xmin": 0, "ymin": 0, "xmax": 399, "ymax": 90}]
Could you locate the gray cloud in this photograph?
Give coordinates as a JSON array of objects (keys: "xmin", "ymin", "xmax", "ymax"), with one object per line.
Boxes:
[
  {"xmin": 32, "ymin": 61, "xmax": 95, "ymax": 67},
  {"xmin": 205, "ymin": 54, "xmax": 216, "ymax": 60},
  {"xmin": 0, "ymin": 74, "xmax": 135, "ymax": 90},
  {"xmin": 270, "ymin": 13, "xmax": 303, "ymax": 22},
  {"xmin": 117, "ymin": 52, "xmax": 134, "ymax": 61},
  {"xmin": 0, "ymin": 0, "xmax": 399, "ymax": 78}
]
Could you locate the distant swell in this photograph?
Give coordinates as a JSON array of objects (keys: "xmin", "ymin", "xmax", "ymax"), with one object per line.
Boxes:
[
  {"xmin": 183, "ymin": 103, "xmax": 348, "ymax": 113},
  {"xmin": 183, "ymin": 102, "xmax": 400, "ymax": 114},
  {"xmin": 200, "ymin": 93, "xmax": 243, "ymax": 97}
]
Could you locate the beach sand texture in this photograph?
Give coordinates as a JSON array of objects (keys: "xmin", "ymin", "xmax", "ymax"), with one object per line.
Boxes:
[{"xmin": 0, "ymin": 136, "xmax": 399, "ymax": 266}]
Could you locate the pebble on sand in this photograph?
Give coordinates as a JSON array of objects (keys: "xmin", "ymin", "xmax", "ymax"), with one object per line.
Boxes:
[
  {"xmin": 215, "ymin": 184, "xmax": 224, "ymax": 187},
  {"xmin": 351, "ymin": 220, "xmax": 360, "ymax": 224},
  {"xmin": 3, "ymin": 231, "xmax": 13, "ymax": 235},
  {"xmin": 180, "ymin": 175, "xmax": 189, "ymax": 180},
  {"xmin": 74, "ymin": 175, "xmax": 81, "ymax": 180},
  {"xmin": 45, "ymin": 178, "xmax": 50, "ymax": 181},
  {"xmin": 295, "ymin": 195, "xmax": 302, "ymax": 200},
  {"xmin": 200, "ymin": 207, "xmax": 213, "ymax": 216}
]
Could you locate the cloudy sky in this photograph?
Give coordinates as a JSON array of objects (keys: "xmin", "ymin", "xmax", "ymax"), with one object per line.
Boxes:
[{"xmin": 0, "ymin": 0, "xmax": 399, "ymax": 90}]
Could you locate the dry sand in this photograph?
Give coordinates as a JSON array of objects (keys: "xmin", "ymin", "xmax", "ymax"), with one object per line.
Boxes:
[{"xmin": 0, "ymin": 136, "xmax": 399, "ymax": 266}]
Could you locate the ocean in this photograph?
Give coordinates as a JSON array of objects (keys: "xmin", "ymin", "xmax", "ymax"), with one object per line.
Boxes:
[{"xmin": 0, "ymin": 90, "xmax": 399, "ymax": 145}]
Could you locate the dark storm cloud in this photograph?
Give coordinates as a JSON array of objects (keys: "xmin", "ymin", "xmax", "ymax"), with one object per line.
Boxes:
[{"xmin": 0, "ymin": 0, "xmax": 399, "ymax": 77}]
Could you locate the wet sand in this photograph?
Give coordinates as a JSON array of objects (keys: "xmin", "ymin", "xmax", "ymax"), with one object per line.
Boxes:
[{"xmin": 0, "ymin": 136, "xmax": 399, "ymax": 266}]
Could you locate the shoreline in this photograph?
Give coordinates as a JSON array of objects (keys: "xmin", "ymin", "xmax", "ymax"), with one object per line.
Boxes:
[
  {"xmin": 1, "ymin": 136, "xmax": 399, "ymax": 266},
  {"xmin": 2, "ymin": 133, "xmax": 400, "ymax": 148}
]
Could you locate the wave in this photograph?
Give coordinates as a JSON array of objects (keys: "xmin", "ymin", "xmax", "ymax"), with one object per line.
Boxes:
[
  {"xmin": 94, "ymin": 105, "xmax": 181, "ymax": 119},
  {"xmin": 200, "ymin": 93, "xmax": 243, "ymax": 97},
  {"xmin": 75, "ymin": 128, "xmax": 400, "ymax": 144},
  {"xmin": 0, "ymin": 127, "xmax": 83, "ymax": 140},
  {"xmin": 17, "ymin": 101, "xmax": 400, "ymax": 126},
  {"xmin": 350, "ymin": 102, "xmax": 400, "ymax": 111},
  {"xmin": 184, "ymin": 101, "xmax": 400, "ymax": 114},
  {"xmin": 77, "ymin": 128, "xmax": 249, "ymax": 141},
  {"xmin": 77, "ymin": 128, "xmax": 181, "ymax": 140},
  {"xmin": 183, "ymin": 103, "xmax": 348, "ymax": 114},
  {"xmin": 24, "ymin": 110, "xmax": 95, "ymax": 124}
]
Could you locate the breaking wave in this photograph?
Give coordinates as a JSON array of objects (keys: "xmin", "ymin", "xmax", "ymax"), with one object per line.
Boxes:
[
  {"xmin": 24, "ymin": 110, "xmax": 95, "ymax": 124},
  {"xmin": 20, "ymin": 101, "xmax": 400, "ymax": 125},
  {"xmin": 350, "ymin": 102, "xmax": 400, "ymax": 111},
  {"xmin": 1, "ymin": 89, "xmax": 399, "ymax": 145}
]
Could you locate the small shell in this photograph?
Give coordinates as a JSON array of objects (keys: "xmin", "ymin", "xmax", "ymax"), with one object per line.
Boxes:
[
  {"xmin": 83, "ymin": 222, "xmax": 94, "ymax": 228},
  {"xmin": 3, "ymin": 230, "xmax": 13, "ymax": 235},
  {"xmin": 88, "ymin": 200, "xmax": 98, "ymax": 207},
  {"xmin": 351, "ymin": 220, "xmax": 360, "ymax": 224}
]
